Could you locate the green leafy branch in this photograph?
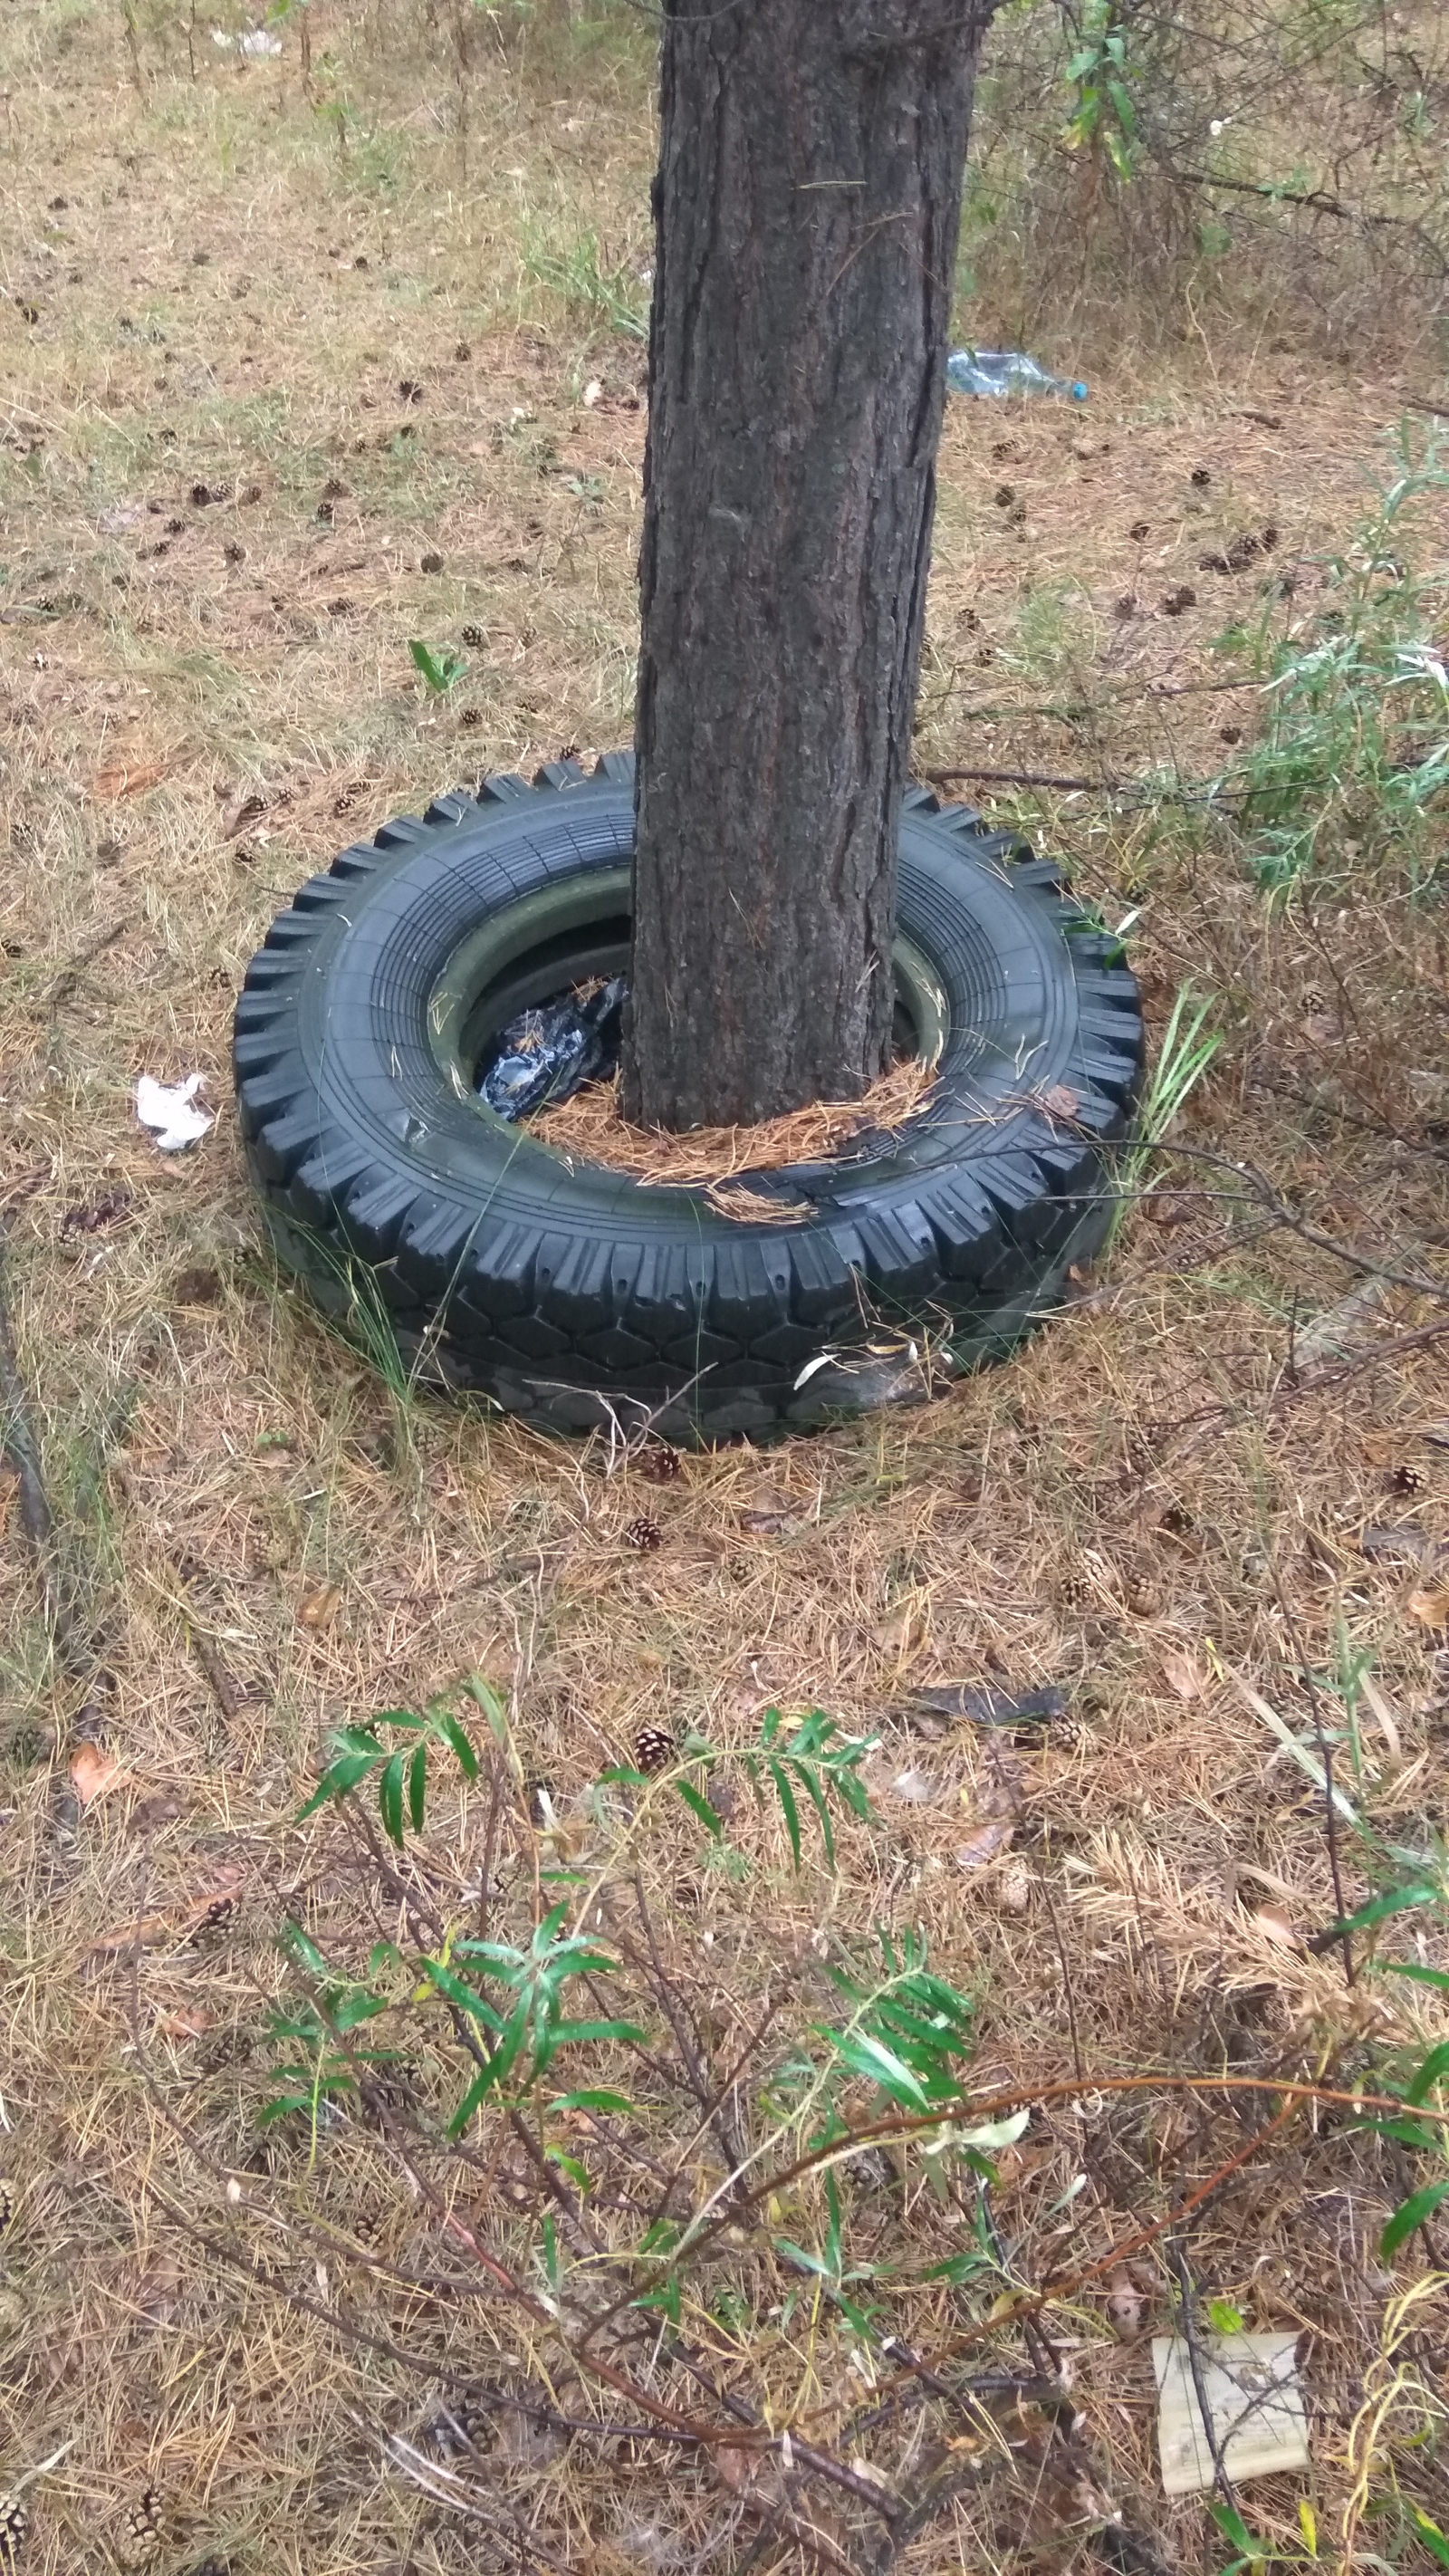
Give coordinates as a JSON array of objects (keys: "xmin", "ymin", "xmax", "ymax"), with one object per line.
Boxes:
[
  {"xmin": 423, "ymin": 1903, "xmax": 647, "ymax": 2136},
  {"xmin": 298, "ymin": 1695, "xmax": 480, "ymax": 1847},
  {"xmin": 601, "ymin": 1706, "xmax": 875, "ymax": 1872},
  {"xmin": 1329, "ymin": 1872, "xmax": 1449, "ymax": 2256},
  {"xmin": 821, "ymin": 1928, "xmax": 976, "ymax": 2118},
  {"xmin": 1062, "ymin": 3, "xmax": 1138, "ymax": 184},
  {"xmin": 742, "ymin": 1706, "xmax": 874, "ymax": 1869},
  {"xmin": 262, "ymin": 1925, "xmax": 403, "ymax": 2160}
]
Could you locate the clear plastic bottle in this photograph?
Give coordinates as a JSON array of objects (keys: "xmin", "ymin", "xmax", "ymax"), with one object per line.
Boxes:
[{"xmin": 946, "ymin": 349, "xmax": 1089, "ymax": 402}]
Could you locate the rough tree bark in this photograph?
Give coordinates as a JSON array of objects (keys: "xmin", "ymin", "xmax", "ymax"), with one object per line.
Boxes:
[{"xmin": 624, "ymin": 0, "xmax": 992, "ymax": 1133}]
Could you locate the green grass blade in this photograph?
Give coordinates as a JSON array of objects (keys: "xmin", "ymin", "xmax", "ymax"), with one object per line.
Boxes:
[
  {"xmin": 438, "ymin": 1709, "xmax": 479, "ymax": 1782},
  {"xmin": 379, "ymin": 1751, "xmax": 406, "ymax": 1848},
  {"xmin": 789, "ymin": 1755, "xmax": 836, "ymax": 1871},
  {"xmin": 673, "ymin": 1780, "xmax": 724, "ymax": 1840},
  {"xmin": 769, "ymin": 1758, "xmax": 802, "ymax": 1868},
  {"xmin": 1381, "ymin": 2175, "xmax": 1449, "ymax": 2258}
]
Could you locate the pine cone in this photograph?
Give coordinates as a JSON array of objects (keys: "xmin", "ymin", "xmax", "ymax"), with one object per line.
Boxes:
[
  {"xmin": 427, "ymin": 2394, "xmax": 494, "ymax": 2456},
  {"xmin": 0, "ymin": 2497, "xmax": 28, "ymax": 2574},
  {"xmin": 623, "ymin": 1514, "xmax": 663, "ymax": 1552},
  {"xmin": 638, "ymin": 1443, "xmax": 682, "ymax": 1484},
  {"xmin": 636, "ymin": 1725, "xmax": 675, "ymax": 1777},
  {"xmin": 191, "ymin": 1896, "xmax": 237, "ymax": 1949},
  {"xmin": 114, "ymin": 2490, "xmax": 166, "ymax": 2571}
]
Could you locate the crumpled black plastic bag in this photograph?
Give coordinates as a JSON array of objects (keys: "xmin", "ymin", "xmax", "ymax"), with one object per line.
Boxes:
[{"xmin": 478, "ymin": 976, "xmax": 628, "ymax": 1122}]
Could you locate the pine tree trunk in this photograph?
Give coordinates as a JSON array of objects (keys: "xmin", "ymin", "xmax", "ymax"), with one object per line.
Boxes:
[{"xmin": 624, "ymin": 0, "xmax": 989, "ymax": 1132}]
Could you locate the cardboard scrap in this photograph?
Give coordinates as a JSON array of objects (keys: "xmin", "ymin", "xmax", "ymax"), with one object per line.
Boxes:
[{"xmin": 1153, "ymin": 2331, "xmax": 1309, "ymax": 2496}]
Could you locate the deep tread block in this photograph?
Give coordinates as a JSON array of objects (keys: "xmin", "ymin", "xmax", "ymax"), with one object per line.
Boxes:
[
  {"xmin": 374, "ymin": 816, "xmax": 435, "ymax": 851},
  {"xmin": 330, "ymin": 843, "xmax": 392, "ymax": 883}
]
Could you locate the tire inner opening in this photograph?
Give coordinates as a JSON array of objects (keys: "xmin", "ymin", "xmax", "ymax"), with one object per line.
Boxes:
[{"xmin": 449, "ymin": 914, "xmax": 927, "ymax": 1094}]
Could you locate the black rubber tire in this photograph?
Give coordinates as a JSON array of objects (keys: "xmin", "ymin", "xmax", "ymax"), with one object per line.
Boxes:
[{"xmin": 233, "ymin": 755, "xmax": 1143, "ymax": 1443}]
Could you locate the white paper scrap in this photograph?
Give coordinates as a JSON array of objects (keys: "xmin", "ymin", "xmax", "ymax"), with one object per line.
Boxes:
[{"xmin": 136, "ymin": 1072, "xmax": 213, "ymax": 1151}]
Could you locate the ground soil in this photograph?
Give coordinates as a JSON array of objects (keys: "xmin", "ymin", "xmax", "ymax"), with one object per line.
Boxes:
[{"xmin": 1, "ymin": 8, "xmax": 1447, "ymax": 2574}]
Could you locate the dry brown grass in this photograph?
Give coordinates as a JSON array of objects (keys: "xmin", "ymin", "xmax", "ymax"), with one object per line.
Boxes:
[
  {"xmin": 2, "ymin": 5, "xmax": 1448, "ymax": 2573},
  {"xmin": 529, "ymin": 1056, "xmax": 939, "ymax": 1196}
]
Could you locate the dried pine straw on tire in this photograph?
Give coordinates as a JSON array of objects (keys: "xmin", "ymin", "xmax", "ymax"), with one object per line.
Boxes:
[{"xmin": 524, "ymin": 1053, "xmax": 939, "ymax": 1197}]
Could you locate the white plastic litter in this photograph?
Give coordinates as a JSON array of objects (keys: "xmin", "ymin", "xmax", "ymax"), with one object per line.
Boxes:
[
  {"xmin": 1154, "ymin": 2331, "xmax": 1310, "ymax": 2496},
  {"xmin": 213, "ymin": 27, "xmax": 283, "ymax": 54},
  {"xmin": 136, "ymin": 1072, "xmax": 213, "ymax": 1151}
]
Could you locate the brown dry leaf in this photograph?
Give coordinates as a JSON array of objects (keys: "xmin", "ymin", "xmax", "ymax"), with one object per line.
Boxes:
[
  {"xmin": 715, "ymin": 2444, "xmax": 758, "ymax": 2494},
  {"xmin": 69, "ymin": 1743, "xmax": 128, "ymax": 1806},
  {"xmin": 1050, "ymin": 2469, "xmax": 1119, "ymax": 2527},
  {"xmin": 90, "ymin": 1903, "xmax": 212, "ymax": 1955},
  {"xmin": 222, "ymin": 789, "xmax": 266, "ymax": 838},
  {"xmin": 88, "ymin": 1867, "xmax": 245, "ymax": 1954},
  {"xmin": 887, "ymin": 1764, "xmax": 939, "ymax": 1806},
  {"xmin": 790, "ymin": 2503, "xmax": 850, "ymax": 2564},
  {"xmin": 154, "ymin": 2006, "xmax": 212, "ymax": 2041},
  {"xmin": 1407, "ymin": 1582, "xmax": 1449, "ymax": 1630},
  {"xmin": 133, "ymin": 1790, "xmax": 182, "ymax": 1831},
  {"xmin": 92, "ymin": 757, "xmax": 169, "ymax": 800},
  {"xmin": 297, "ymin": 1582, "xmax": 342, "ymax": 1629},
  {"xmin": 877, "ymin": 1593, "xmax": 928, "ymax": 1668},
  {"xmin": 975, "ymin": 1736, "xmax": 1028, "ymax": 1814},
  {"xmin": 955, "ymin": 1815, "xmax": 1015, "ymax": 1870},
  {"xmin": 1252, "ymin": 1902, "xmax": 1299, "ymax": 1947},
  {"xmin": 1358, "ymin": 1670, "xmax": 1403, "ymax": 1764},
  {"xmin": 990, "ymin": 2140, "xmax": 1054, "ymax": 2197},
  {"xmin": 1106, "ymin": 2264, "xmax": 1145, "ymax": 2338},
  {"xmin": 1162, "ymin": 1647, "xmax": 1206, "ymax": 1701}
]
